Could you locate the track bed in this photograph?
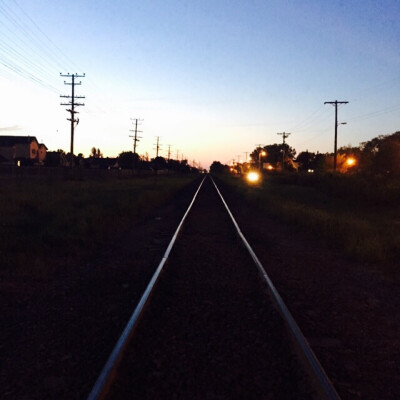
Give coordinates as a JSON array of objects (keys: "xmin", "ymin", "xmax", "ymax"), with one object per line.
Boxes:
[{"xmin": 105, "ymin": 177, "xmax": 314, "ymax": 399}]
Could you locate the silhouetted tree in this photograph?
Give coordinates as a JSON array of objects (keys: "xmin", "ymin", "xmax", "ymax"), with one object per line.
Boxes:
[
  {"xmin": 296, "ymin": 151, "xmax": 316, "ymax": 171},
  {"xmin": 151, "ymin": 156, "xmax": 167, "ymax": 170},
  {"xmin": 118, "ymin": 151, "xmax": 140, "ymax": 169},
  {"xmin": 210, "ymin": 161, "xmax": 229, "ymax": 174},
  {"xmin": 44, "ymin": 150, "xmax": 64, "ymax": 167},
  {"xmin": 360, "ymin": 131, "xmax": 400, "ymax": 177},
  {"xmin": 250, "ymin": 144, "xmax": 296, "ymax": 170},
  {"xmin": 90, "ymin": 147, "xmax": 103, "ymax": 158},
  {"xmin": 313, "ymin": 153, "xmax": 328, "ymax": 172}
]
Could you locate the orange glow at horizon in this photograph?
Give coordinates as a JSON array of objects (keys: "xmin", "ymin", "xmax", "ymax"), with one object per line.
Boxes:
[{"xmin": 346, "ymin": 157, "xmax": 356, "ymax": 166}]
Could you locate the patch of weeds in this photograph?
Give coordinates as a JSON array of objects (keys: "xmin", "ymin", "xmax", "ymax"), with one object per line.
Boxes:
[
  {"xmin": 219, "ymin": 174, "xmax": 399, "ymax": 266},
  {"xmin": 0, "ymin": 174, "xmax": 197, "ymax": 277}
]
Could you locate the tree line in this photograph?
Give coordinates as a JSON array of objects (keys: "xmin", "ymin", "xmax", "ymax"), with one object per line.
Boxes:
[
  {"xmin": 211, "ymin": 131, "xmax": 400, "ymax": 178},
  {"xmin": 44, "ymin": 148, "xmax": 201, "ymax": 173}
]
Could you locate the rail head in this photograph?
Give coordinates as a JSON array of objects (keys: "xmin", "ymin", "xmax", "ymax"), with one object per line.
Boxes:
[
  {"xmin": 210, "ymin": 175, "xmax": 341, "ymax": 400},
  {"xmin": 87, "ymin": 175, "xmax": 207, "ymax": 400}
]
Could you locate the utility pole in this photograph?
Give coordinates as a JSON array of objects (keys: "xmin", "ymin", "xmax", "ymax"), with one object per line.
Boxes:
[
  {"xmin": 167, "ymin": 144, "xmax": 172, "ymax": 161},
  {"xmin": 255, "ymin": 144, "xmax": 264, "ymax": 171},
  {"xmin": 129, "ymin": 118, "xmax": 143, "ymax": 170},
  {"xmin": 60, "ymin": 73, "xmax": 85, "ymax": 166},
  {"xmin": 324, "ymin": 100, "xmax": 349, "ymax": 171},
  {"xmin": 154, "ymin": 136, "xmax": 161, "ymax": 158},
  {"xmin": 277, "ymin": 132, "xmax": 291, "ymax": 170},
  {"xmin": 176, "ymin": 149, "xmax": 179, "ymax": 161},
  {"xmin": 255, "ymin": 144, "xmax": 263, "ymax": 163}
]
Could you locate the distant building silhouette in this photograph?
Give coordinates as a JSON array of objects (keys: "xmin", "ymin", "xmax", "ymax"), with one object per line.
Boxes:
[{"xmin": 0, "ymin": 135, "xmax": 47, "ymax": 165}]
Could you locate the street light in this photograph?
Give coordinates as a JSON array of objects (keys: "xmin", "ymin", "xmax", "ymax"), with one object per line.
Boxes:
[
  {"xmin": 346, "ymin": 157, "xmax": 356, "ymax": 166},
  {"xmin": 246, "ymin": 171, "xmax": 260, "ymax": 183},
  {"xmin": 259, "ymin": 150, "xmax": 266, "ymax": 171}
]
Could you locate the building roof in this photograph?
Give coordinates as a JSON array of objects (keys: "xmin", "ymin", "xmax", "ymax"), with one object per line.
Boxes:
[{"xmin": 0, "ymin": 135, "xmax": 39, "ymax": 147}]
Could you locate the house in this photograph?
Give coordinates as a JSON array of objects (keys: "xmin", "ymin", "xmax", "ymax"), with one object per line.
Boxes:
[
  {"xmin": 0, "ymin": 136, "xmax": 47, "ymax": 165},
  {"xmin": 38, "ymin": 143, "xmax": 47, "ymax": 163}
]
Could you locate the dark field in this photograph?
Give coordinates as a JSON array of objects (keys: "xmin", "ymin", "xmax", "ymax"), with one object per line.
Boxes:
[
  {"xmin": 1, "ymin": 172, "xmax": 399, "ymax": 399},
  {"xmin": 0, "ymin": 174, "xmax": 199, "ymax": 399},
  {"xmin": 215, "ymin": 174, "xmax": 400, "ymax": 399},
  {"xmin": 219, "ymin": 173, "xmax": 400, "ymax": 266},
  {"xmin": 0, "ymin": 174, "xmax": 197, "ymax": 274}
]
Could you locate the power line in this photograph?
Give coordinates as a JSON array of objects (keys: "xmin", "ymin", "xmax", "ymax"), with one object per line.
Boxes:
[
  {"xmin": 346, "ymin": 103, "xmax": 400, "ymax": 123},
  {"xmin": 0, "ymin": 59, "xmax": 59, "ymax": 93},
  {"xmin": 10, "ymin": 0, "xmax": 81, "ymax": 71},
  {"xmin": 0, "ymin": 2, "xmax": 69, "ymax": 72},
  {"xmin": 0, "ymin": 41, "xmax": 60, "ymax": 92},
  {"xmin": 289, "ymin": 106, "xmax": 327, "ymax": 132},
  {"xmin": 1, "ymin": 1, "xmax": 110, "ymax": 116}
]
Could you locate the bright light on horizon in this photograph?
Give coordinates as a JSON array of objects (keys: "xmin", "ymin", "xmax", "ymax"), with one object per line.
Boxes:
[
  {"xmin": 346, "ymin": 157, "xmax": 356, "ymax": 166},
  {"xmin": 246, "ymin": 171, "xmax": 260, "ymax": 183}
]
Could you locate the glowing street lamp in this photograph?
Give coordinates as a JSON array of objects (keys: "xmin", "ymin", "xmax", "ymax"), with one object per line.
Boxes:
[
  {"xmin": 346, "ymin": 157, "xmax": 356, "ymax": 166},
  {"xmin": 259, "ymin": 150, "xmax": 266, "ymax": 171},
  {"xmin": 246, "ymin": 171, "xmax": 260, "ymax": 183}
]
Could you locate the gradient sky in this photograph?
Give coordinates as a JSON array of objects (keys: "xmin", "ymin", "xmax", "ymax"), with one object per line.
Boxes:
[{"xmin": 1, "ymin": 0, "xmax": 399, "ymax": 168}]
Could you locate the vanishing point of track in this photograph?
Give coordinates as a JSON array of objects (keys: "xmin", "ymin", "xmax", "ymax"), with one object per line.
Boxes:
[{"xmin": 87, "ymin": 175, "xmax": 341, "ymax": 400}]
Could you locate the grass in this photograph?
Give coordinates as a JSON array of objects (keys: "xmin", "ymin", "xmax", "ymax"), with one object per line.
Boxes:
[
  {"xmin": 219, "ymin": 173, "xmax": 400, "ymax": 266},
  {"xmin": 0, "ymin": 174, "xmax": 197, "ymax": 277}
]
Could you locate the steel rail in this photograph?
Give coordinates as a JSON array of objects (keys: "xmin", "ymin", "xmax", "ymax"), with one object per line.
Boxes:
[
  {"xmin": 87, "ymin": 175, "xmax": 207, "ymax": 400},
  {"xmin": 210, "ymin": 175, "xmax": 341, "ymax": 400}
]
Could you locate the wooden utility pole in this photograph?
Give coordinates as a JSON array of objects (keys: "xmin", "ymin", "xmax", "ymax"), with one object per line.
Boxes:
[
  {"xmin": 129, "ymin": 118, "xmax": 143, "ymax": 170},
  {"xmin": 154, "ymin": 136, "xmax": 161, "ymax": 158},
  {"xmin": 60, "ymin": 73, "xmax": 85, "ymax": 166},
  {"xmin": 324, "ymin": 100, "xmax": 349, "ymax": 171},
  {"xmin": 277, "ymin": 132, "xmax": 291, "ymax": 170},
  {"xmin": 255, "ymin": 144, "xmax": 263, "ymax": 166},
  {"xmin": 167, "ymin": 144, "xmax": 172, "ymax": 161}
]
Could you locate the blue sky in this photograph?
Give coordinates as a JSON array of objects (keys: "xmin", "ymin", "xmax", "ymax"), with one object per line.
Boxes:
[{"xmin": 1, "ymin": 0, "xmax": 399, "ymax": 167}]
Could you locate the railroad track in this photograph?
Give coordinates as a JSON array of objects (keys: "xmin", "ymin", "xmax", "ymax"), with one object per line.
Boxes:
[{"xmin": 87, "ymin": 175, "xmax": 341, "ymax": 400}]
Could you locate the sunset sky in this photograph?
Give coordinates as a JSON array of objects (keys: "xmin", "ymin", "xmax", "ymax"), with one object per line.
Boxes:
[{"xmin": 1, "ymin": 0, "xmax": 399, "ymax": 168}]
